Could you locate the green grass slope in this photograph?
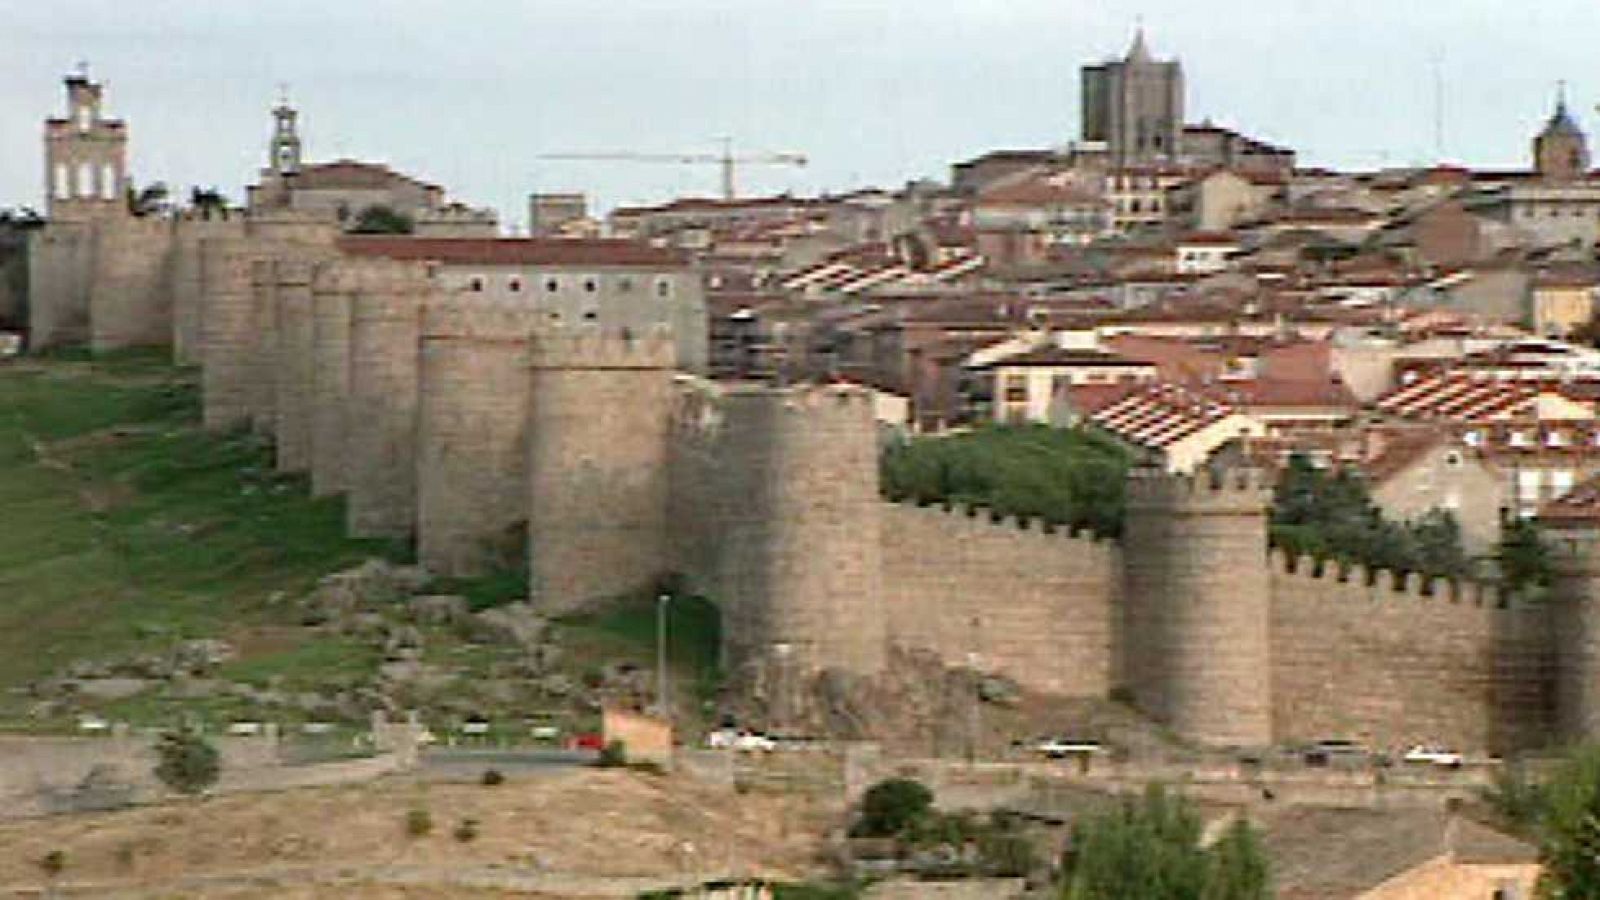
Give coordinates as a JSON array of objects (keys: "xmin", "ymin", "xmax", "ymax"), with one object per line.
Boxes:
[{"xmin": 0, "ymin": 352, "xmax": 721, "ymax": 733}]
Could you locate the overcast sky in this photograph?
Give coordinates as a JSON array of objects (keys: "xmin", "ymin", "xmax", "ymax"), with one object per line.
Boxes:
[{"xmin": 2, "ymin": 1, "xmax": 1595, "ymax": 228}]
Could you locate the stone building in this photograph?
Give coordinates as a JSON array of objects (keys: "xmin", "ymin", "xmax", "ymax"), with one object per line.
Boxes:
[
  {"xmin": 336, "ymin": 236, "xmax": 708, "ymax": 372},
  {"xmin": 247, "ymin": 99, "xmax": 496, "ymax": 236},
  {"xmin": 1080, "ymin": 30, "xmax": 1185, "ymax": 166}
]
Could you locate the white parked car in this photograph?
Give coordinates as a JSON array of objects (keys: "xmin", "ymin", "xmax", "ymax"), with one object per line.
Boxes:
[
  {"xmin": 1403, "ymin": 745, "xmax": 1464, "ymax": 767},
  {"xmin": 1035, "ymin": 737, "xmax": 1103, "ymax": 758},
  {"xmin": 77, "ymin": 715, "xmax": 109, "ymax": 733},
  {"xmin": 226, "ymin": 721, "xmax": 264, "ymax": 736},
  {"xmin": 706, "ymin": 729, "xmax": 776, "ymax": 752},
  {"xmin": 460, "ymin": 721, "xmax": 491, "ymax": 736}
]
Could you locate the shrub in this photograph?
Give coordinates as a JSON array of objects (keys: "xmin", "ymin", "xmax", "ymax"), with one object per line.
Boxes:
[
  {"xmin": 481, "ymin": 768, "xmax": 505, "ymax": 786},
  {"xmin": 405, "ymin": 807, "xmax": 433, "ymax": 837},
  {"xmin": 851, "ymin": 778, "xmax": 934, "ymax": 838},
  {"xmin": 153, "ymin": 728, "xmax": 220, "ymax": 796},
  {"xmin": 38, "ymin": 850, "xmax": 66, "ymax": 878},
  {"xmin": 596, "ymin": 740, "xmax": 628, "ymax": 768},
  {"xmin": 453, "ymin": 817, "xmax": 480, "ymax": 842}
]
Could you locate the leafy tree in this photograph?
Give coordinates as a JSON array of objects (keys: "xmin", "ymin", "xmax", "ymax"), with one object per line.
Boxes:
[
  {"xmin": 153, "ymin": 728, "xmax": 220, "ymax": 795},
  {"xmin": 1202, "ymin": 819, "xmax": 1271, "ymax": 900},
  {"xmin": 881, "ymin": 424, "xmax": 1131, "ymax": 536},
  {"xmin": 188, "ymin": 187, "xmax": 230, "ymax": 219},
  {"xmin": 1271, "ymin": 454, "xmax": 1470, "ymax": 580},
  {"xmin": 1501, "ymin": 517, "xmax": 1553, "ymax": 594},
  {"xmin": 1062, "ymin": 785, "xmax": 1268, "ymax": 900},
  {"xmin": 126, "ymin": 182, "xmax": 169, "ymax": 217},
  {"xmin": 851, "ymin": 777, "xmax": 934, "ymax": 838},
  {"xmin": 1537, "ymin": 745, "xmax": 1600, "ymax": 898},
  {"xmin": 349, "ymin": 205, "xmax": 414, "ymax": 235}
]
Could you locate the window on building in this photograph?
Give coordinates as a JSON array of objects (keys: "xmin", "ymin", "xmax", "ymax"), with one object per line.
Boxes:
[
  {"xmin": 583, "ymin": 276, "xmax": 599, "ymax": 293},
  {"xmin": 655, "ymin": 277, "xmax": 673, "ymax": 299},
  {"xmin": 77, "ymin": 162, "xmax": 94, "ymax": 199},
  {"xmin": 52, "ymin": 163, "xmax": 69, "ymax": 200},
  {"xmin": 617, "ymin": 276, "xmax": 634, "ymax": 293},
  {"xmin": 1548, "ymin": 430, "xmax": 1568, "ymax": 447},
  {"xmin": 545, "ymin": 277, "xmax": 560, "ymax": 293},
  {"xmin": 468, "ymin": 276, "xmax": 484, "ymax": 293},
  {"xmin": 1553, "ymin": 470, "xmax": 1576, "ymax": 496},
  {"xmin": 1003, "ymin": 373, "xmax": 1027, "ymax": 403},
  {"xmin": 582, "ymin": 310, "xmax": 598, "ymax": 322},
  {"xmin": 508, "ymin": 277, "xmax": 522, "ymax": 293},
  {"xmin": 1463, "ymin": 430, "xmax": 1483, "ymax": 447},
  {"xmin": 100, "ymin": 164, "xmax": 115, "ymax": 200},
  {"xmin": 1509, "ymin": 430, "xmax": 1529, "ymax": 447},
  {"xmin": 1445, "ymin": 450, "xmax": 1464, "ymax": 468}
]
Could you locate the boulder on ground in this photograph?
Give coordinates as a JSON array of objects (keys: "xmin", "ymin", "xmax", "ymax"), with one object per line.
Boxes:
[{"xmin": 468, "ymin": 602, "xmax": 548, "ymax": 649}]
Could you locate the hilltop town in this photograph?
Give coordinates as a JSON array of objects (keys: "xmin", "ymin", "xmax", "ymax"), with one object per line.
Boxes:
[{"xmin": 7, "ymin": 26, "xmax": 1600, "ymax": 900}]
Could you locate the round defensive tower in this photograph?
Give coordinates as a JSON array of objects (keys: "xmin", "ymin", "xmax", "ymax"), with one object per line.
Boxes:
[
  {"xmin": 199, "ymin": 239, "xmax": 260, "ymax": 431},
  {"xmin": 715, "ymin": 383, "xmax": 886, "ymax": 681},
  {"xmin": 417, "ymin": 296, "xmax": 539, "ymax": 577},
  {"xmin": 525, "ymin": 325, "xmax": 676, "ymax": 614},
  {"xmin": 345, "ymin": 260, "xmax": 431, "ymax": 539},
  {"xmin": 272, "ymin": 257, "xmax": 317, "ymax": 474},
  {"xmin": 1544, "ymin": 499, "xmax": 1600, "ymax": 743},
  {"xmin": 1122, "ymin": 465, "xmax": 1273, "ymax": 747},
  {"xmin": 309, "ymin": 262, "xmax": 354, "ymax": 497}
]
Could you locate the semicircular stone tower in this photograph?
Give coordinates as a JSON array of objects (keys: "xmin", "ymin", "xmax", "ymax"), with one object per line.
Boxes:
[
  {"xmin": 1122, "ymin": 466, "xmax": 1273, "ymax": 747},
  {"xmin": 525, "ymin": 326, "xmax": 677, "ymax": 614},
  {"xmin": 1545, "ymin": 507, "xmax": 1600, "ymax": 743},
  {"xmin": 715, "ymin": 383, "xmax": 886, "ymax": 681}
]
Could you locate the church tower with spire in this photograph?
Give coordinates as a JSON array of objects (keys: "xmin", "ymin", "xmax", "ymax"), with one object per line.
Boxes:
[
  {"xmin": 1080, "ymin": 28, "xmax": 1185, "ymax": 165},
  {"xmin": 268, "ymin": 92, "xmax": 303, "ymax": 178},
  {"xmin": 1535, "ymin": 85, "xmax": 1590, "ymax": 182}
]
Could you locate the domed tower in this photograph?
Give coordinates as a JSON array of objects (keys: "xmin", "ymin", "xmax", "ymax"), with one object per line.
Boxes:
[
  {"xmin": 43, "ymin": 64, "xmax": 128, "ymax": 221},
  {"xmin": 1544, "ymin": 487, "xmax": 1600, "ymax": 743},
  {"xmin": 1534, "ymin": 86, "xmax": 1590, "ymax": 182},
  {"xmin": 1122, "ymin": 465, "xmax": 1273, "ymax": 747}
]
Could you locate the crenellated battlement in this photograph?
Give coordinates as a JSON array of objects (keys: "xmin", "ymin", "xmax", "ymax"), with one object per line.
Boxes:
[
  {"xmin": 719, "ymin": 381, "xmax": 877, "ymax": 416},
  {"xmin": 421, "ymin": 296, "xmax": 541, "ymax": 342},
  {"xmin": 883, "ymin": 497, "xmax": 1114, "ymax": 546},
  {"xmin": 1269, "ymin": 548, "xmax": 1518, "ymax": 610},
  {"xmin": 527, "ymin": 324, "xmax": 676, "ymax": 370},
  {"xmin": 1124, "ymin": 464, "xmax": 1272, "ymax": 512}
]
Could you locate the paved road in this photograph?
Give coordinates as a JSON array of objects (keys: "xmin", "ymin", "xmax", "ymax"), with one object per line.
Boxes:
[{"xmin": 418, "ymin": 746, "xmax": 594, "ymax": 779}]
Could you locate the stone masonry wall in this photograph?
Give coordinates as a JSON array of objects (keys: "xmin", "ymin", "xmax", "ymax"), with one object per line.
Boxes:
[
  {"xmin": 309, "ymin": 263, "xmax": 354, "ymax": 497},
  {"xmin": 172, "ymin": 217, "xmax": 246, "ymax": 365},
  {"xmin": 1123, "ymin": 469, "xmax": 1275, "ymax": 748},
  {"xmin": 1269, "ymin": 555, "xmax": 1553, "ymax": 754},
  {"xmin": 272, "ymin": 258, "xmax": 317, "ymax": 472},
  {"xmin": 200, "ymin": 238, "xmax": 268, "ymax": 430},
  {"xmin": 714, "ymin": 385, "xmax": 886, "ymax": 678},
  {"xmin": 526, "ymin": 327, "xmax": 676, "ymax": 614},
  {"xmin": 880, "ymin": 502, "xmax": 1118, "ymax": 698},
  {"xmin": 27, "ymin": 222, "xmax": 96, "ymax": 349},
  {"xmin": 1548, "ymin": 524, "xmax": 1600, "ymax": 744},
  {"xmin": 416, "ymin": 297, "xmax": 539, "ymax": 576},
  {"xmin": 89, "ymin": 217, "xmax": 175, "ymax": 352},
  {"xmin": 346, "ymin": 262, "xmax": 430, "ymax": 539}
]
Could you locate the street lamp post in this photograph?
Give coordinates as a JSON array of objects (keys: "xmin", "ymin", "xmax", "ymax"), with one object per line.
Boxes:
[{"xmin": 656, "ymin": 593, "xmax": 671, "ymax": 716}]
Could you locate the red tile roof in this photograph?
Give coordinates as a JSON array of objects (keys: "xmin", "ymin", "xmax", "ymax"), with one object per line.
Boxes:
[{"xmin": 290, "ymin": 159, "xmax": 441, "ymax": 192}]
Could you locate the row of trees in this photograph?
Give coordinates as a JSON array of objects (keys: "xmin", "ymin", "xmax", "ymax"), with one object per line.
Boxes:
[
  {"xmin": 880, "ymin": 424, "xmax": 1131, "ymax": 536},
  {"xmin": 882, "ymin": 430, "xmax": 1553, "ymax": 589}
]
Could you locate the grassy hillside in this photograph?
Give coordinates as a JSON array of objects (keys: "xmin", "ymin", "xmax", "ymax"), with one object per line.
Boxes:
[{"xmin": 0, "ymin": 352, "xmax": 720, "ymax": 732}]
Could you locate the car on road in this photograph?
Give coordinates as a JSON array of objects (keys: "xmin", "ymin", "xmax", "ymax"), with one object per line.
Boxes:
[
  {"xmin": 1302, "ymin": 739, "xmax": 1367, "ymax": 766},
  {"xmin": 1402, "ymin": 745, "xmax": 1464, "ymax": 768},
  {"xmin": 1034, "ymin": 737, "xmax": 1104, "ymax": 758},
  {"xmin": 706, "ymin": 728, "xmax": 776, "ymax": 752}
]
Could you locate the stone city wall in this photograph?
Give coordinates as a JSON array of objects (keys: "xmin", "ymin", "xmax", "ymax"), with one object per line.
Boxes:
[
  {"xmin": 525, "ymin": 326, "xmax": 676, "ymax": 613},
  {"xmin": 27, "ymin": 221, "xmax": 96, "ymax": 348},
  {"xmin": 345, "ymin": 261, "xmax": 430, "ymax": 538},
  {"xmin": 88, "ymin": 217, "xmax": 176, "ymax": 352},
  {"xmin": 416, "ymin": 296, "xmax": 539, "ymax": 576},
  {"xmin": 1269, "ymin": 554, "xmax": 1554, "ymax": 754},
  {"xmin": 880, "ymin": 502, "xmax": 1118, "ymax": 698},
  {"xmin": 272, "ymin": 257, "xmax": 318, "ymax": 472}
]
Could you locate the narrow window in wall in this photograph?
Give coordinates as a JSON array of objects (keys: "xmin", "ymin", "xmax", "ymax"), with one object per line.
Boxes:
[
  {"xmin": 78, "ymin": 162, "xmax": 95, "ymax": 199},
  {"xmin": 508, "ymin": 277, "xmax": 522, "ymax": 293},
  {"xmin": 468, "ymin": 276, "xmax": 484, "ymax": 293},
  {"xmin": 100, "ymin": 164, "xmax": 116, "ymax": 200},
  {"xmin": 53, "ymin": 164, "xmax": 70, "ymax": 200},
  {"xmin": 654, "ymin": 276, "xmax": 672, "ymax": 299},
  {"xmin": 582, "ymin": 276, "xmax": 599, "ymax": 293},
  {"xmin": 545, "ymin": 277, "xmax": 560, "ymax": 293}
]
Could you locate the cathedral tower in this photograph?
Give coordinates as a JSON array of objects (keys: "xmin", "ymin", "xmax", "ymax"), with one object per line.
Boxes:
[
  {"xmin": 1534, "ymin": 87, "xmax": 1590, "ymax": 182},
  {"xmin": 268, "ymin": 95, "xmax": 304, "ymax": 177},
  {"xmin": 42, "ymin": 65, "xmax": 128, "ymax": 221},
  {"xmin": 1080, "ymin": 29, "xmax": 1185, "ymax": 165}
]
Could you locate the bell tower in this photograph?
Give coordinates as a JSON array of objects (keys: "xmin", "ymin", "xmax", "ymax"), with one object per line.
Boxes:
[
  {"xmin": 268, "ymin": 88, "xmax": 303, "ymax": 177},
  {"xmin": 1534, "ymin": 83, "xmax": 1590, "ymax": 182},
  {"xmin": 42, "ymin": 63, "xmax": 129, "ymax": 221}
]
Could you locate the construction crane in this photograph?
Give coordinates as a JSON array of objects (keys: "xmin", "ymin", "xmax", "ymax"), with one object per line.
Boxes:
[{"xmin": 535, "ymin": 139, "xmax": 807, "ymax": 201}]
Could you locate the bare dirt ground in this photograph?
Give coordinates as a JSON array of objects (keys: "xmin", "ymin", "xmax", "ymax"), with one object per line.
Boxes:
[{"xmin": 0, "ymin": 767, "xmax": 831, "ymax": 898}]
